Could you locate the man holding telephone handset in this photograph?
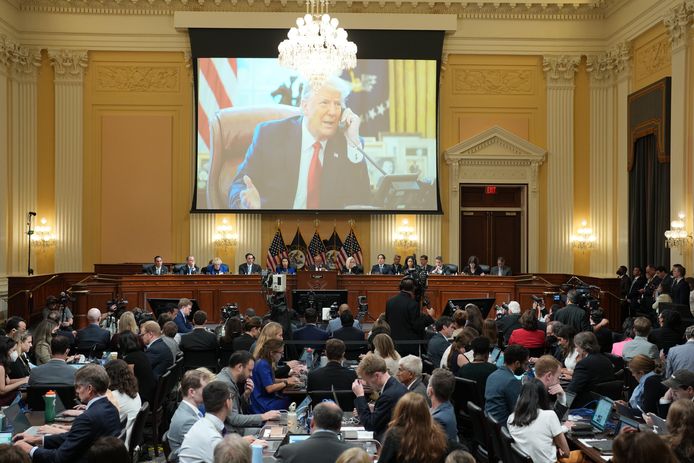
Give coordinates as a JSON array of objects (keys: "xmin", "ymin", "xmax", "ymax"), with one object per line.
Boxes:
[{"xmin": 229, "ymin": 77, "xmax": 371, "ymax": 210}]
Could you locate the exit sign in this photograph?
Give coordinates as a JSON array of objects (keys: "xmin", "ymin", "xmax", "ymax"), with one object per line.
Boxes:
[{"xmin": 485, "ymin": 185, "xmax": 497, "ymax": 195}]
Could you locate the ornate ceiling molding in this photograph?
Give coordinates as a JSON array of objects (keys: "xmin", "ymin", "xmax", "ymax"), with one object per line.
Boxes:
[
  {"xmin": 0, "ymin": 34, "xmax": 41, "ymax": 78},
  {"xmin": 542, "ymin": 55, "xmax": 581, "ymax": 85},
  {"xmin": 664, "ymin": 1, "xmax": 694, "ymax": 51},
  {"xmin": 16, "ymin": 0, "xmax": 618, "ymax": 19},
  {"xmin": 586, "ymin": 40, "xmax": 630, "ymax": 83}
]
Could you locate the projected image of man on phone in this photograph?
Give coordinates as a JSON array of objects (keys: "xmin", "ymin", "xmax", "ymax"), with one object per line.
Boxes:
[{"xmin": 228, "ymin": 77, "xmax": 371, "ymax": 210}]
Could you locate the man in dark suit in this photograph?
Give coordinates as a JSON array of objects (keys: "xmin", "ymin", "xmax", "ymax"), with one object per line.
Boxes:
[
  {"xmin": 176, "ymin": 255, "xmax": 199, "ymax": 275},
  {"xmin": 238, "ymin": 253, "xmax": 262, "ymax": 275},
  {"xmin": 627, "ymin": 266, "xmax": 647, "ymax": 312},
  {"xmin": 553, "ymin": 291, "xmax": 592, "ymax": 333},
  {"xmin": 174, "ymin": 298, "xmax": 193, "ymax": 334},
  {"xmin": 427, "ymin": 316, "xmax": 454, "ymax": 367},
  {"xmin": 140, "ymin": 321, "xmax": 174, "ymax": 378},
  {"xmin": 496, "ymin": 301, "xmax": 523, "ymax": 343},
  {"xmin": 567, "ymin": 331, "xmax": 615, "ymax": 407},
  {"xmin": 179, "ymin": 310, "xmax": 218, "ymax": 352},
  {"xmin": 616, "ymin": 265, "xmax": 631, "ymax": 298},
  {"xmin": 352, "ymin": 353, "xmax": 407, "ymax": 442},
  {"xmin": 371, "ymin": 254, "xmax": 394, "ymax": 275},
  {"xmin": 14, "ymin": 364, "xmax": 122, "ymax": 462},
  {"xmin": 306, "ymin": 254, "xmax": 328, "ymax": 272},
  {"xmin": 332, "ymin": 311, "xmax": 366, "ymax": 361},
  {"xmin": 671, "ymin": 264, "xmax": 690, "ymax": 306},
  {"xmin": 275, "ymin": 402, "xmax": 353, "ymax": 463},
  {"xmin": 292, "ymin": 308, "xmax": 329, "ymax": 354},
  {"xmin": 232, "ymin": 317, "xmax": 261, "ymax": 353},
  {"xmin": 384, "ymin": 277, "xmax": 434, "ymax": 356},
  {"xmin": 639, "ymin": 264, "xmax": 661, "ymax": 314},
  {"xmin": 143, "ymin": 255, "xmax": 169, "ymax": 275},
  {"xmin": 418, "ymin": 255, "xmax": 434, "ymax": 273},
  {"xmin": 391, "ymin": 254, "xmax": 403, "ymax": 275},
  {"xmin": 29, "ymin": 336, "xmax": 77, "ymax": 386},
  {"xmin": 307, "ymin": 339, "xmax": 358, "ymax": 410},
  {"xmin": 228, "ymin": 78, "xmax": 371, "ymax": 210},
  {"xmin": 75, "ymin": 308, "xmax": 110, "ymax": 352},
  {"xmin": 490, "ymin": 256, "xmax": 512, "ymax": 276}
]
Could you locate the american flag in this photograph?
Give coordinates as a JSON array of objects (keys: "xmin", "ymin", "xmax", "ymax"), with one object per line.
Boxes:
[
  {"xmin": 197, "ymin": 58, "xmax": 237, "ymax": 156},
  {"xmin": 266, "ymin": 228, "xmax": 289, "ymax": 272},
  {"xmin": 338, "ymin": 228, "xmax": 363, "ymax": 267},
  {"xmin": 308, "ymin": 230, "xmax": 327, "ymax": 266}
]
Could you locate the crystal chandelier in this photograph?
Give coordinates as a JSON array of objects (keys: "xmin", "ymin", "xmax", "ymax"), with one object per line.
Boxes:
[
  {"xmin": 664, "ymin": 212, "xmax": 693, "ymax": 253},
  {"xmin": 31, "ymin": 217, "xmax": 56, "ymax": 249},
  {"xmin": 571, "ymin": 220, "xmax": 596, "ymax": 251},
  {"xmin": 278, "ymin": 0, "xmax": 357, "ymax": 90},
  {"xmin": 393, "ymin": 219, "xmax": 418, "ymax": 251},
  {"xmin": 213, "ymin": 218, "xmax": 239, "ymax": 251}
]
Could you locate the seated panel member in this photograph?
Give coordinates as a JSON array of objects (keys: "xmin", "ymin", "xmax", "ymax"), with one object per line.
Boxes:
[
  {"xmin": 275, "ymin": 402, "xmax": 353, "ymax": 463},
  {"xmin": 490, "ymin": 256, "xmax": 512, "ymax": 276},
  {"xmin": 206, "ymin": 257, "xmax": 229, "ymax": 275},
  {"xmin": 462, "ymin": 255, "xmax": 485, "ymax": 276},
  {"xmin": 391, "ymin": 254, "xmax": 404, "ymax": 275},
  {"xmin": 238, "ymin": 253, "xmax": 262, "ymax": 275},
  {"xmin": 307, "ymin": 254, "xmax": 328, "ymax": 272},
  {"xmin": 176, "ymin": 255, "xmax": 200, "ymax": 275},
  {"xmin": 429, "ymin": 256, "xmax": 447, "ymax": 275},
  {"xmin": 371, "ymin": 254, "xmax": 394, "ymax": 275},
  {"xmin": 418, "ymin": 255, "xmax": 434, "ymax": 273},
  {"xmin": 228, "ymin": 77, "xmax": 371, "ymax": 210},
  {"xmin": 14, "ymin": 365, "xmax": 122, "ymax": 463},
  {"xmin": 143, "ymin": 255, "xmax": 169, "ymax": 275},
  {"xmin": 341, "ymin": 256, "xmax": 363, "ymax": 275},
  {"xmin": 275, "ymin": 257, "xmax": 296, "ymax": 275}
]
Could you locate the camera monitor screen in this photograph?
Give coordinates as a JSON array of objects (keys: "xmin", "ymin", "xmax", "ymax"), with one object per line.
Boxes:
[{"xmin": 195, "ymin": 57, "xmax": 439, "ymax": 212}]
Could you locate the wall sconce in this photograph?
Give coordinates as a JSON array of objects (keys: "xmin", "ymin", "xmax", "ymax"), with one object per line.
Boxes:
[
  {"xmin": 664, "ymin": 212, "xmax": 693, "ymax": 253},
  {"xmin": 30, "ymin": 218, "xmax": 56, "ymax": 250},
  {"xmin": 393, "ymin": 219, "xmax": 418, "ymax": 252},
  {"xmin": 571, "ymin": 220, "xmax": 596, "ymax": 251},
  {"xmin": 213, "ymin": 218, "xmax": 238, "ymax": 251}
]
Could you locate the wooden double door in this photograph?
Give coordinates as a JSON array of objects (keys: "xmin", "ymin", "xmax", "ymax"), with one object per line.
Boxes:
[{"xmin": 459, "ymin": 185, "xmax": 526, "ymax": 273}]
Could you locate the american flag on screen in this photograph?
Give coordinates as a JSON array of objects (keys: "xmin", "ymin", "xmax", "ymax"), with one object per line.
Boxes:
[
  {"xmin": 338, "ymin": 228, "xmax": 363, "ymax": 267},
  {"xmin": 266, "ymin": 228, "xmax": 289, "ymax": 272},
  {"xmin": 308, "ymin": 230, "xmax": 327, "ymax": 266},
  {"xmin": 197, "ymin": 58, "xmax": 237, "ymax": 154}
]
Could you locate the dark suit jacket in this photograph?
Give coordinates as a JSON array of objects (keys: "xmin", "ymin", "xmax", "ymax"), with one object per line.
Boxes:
[
  {"xmin": 75, "ymin": 324, "xmax": 110, "ymax": 350},
  {"xmin": 618, "ymin": 274, "xmax": 631, "ymax": 298},
  {"xmin": 354, "ymin": 376, "xmax": 407, "ymax": 442},
  {"xmin": 371, "ymin": 264, "xmax": 394, "ymax": 275},
  {"xmin": 490, "ymin": 265, "xmax": 512, "ymax": 276},
  {"xmin": 306, "ymin": 361, "xmax": 358, "ymax": 411},
  {"xmin": 228, "ymin": 116, "xmax": 371, "ymax": 209},
  {"xmin": 427, "ymin": 332, "xmax": 450, "ymax": 367},
  {"xmin": 554, "ymin": 304, "xmax": 591, "ymax": 333},
  {"xmin": 332, "ymin": 326, "xmax": 366, "ymax": 360},
  {"xmin": 628, "ymin": 275, "xmax": 647, "ymax": 301},
  {"xmin": 175, "ymin": 265, "xmax": 200, "ymax": 275},
  {"xmin": 392, "ymin": 263, "xmax": 404, "ymax": 274},
  {"xmin": 238, "ymin": 263, "xmax": 262, "ymax": 275},
  {"xmin": 671, "ymin": 278, "xmax": 690, "ymax": 306},
  {"xmin": 180, "ymin": 328, "xmax": 219, "ymax": 352},
  {"xmin": 462, "ymin": 265, "xmax": 484, "ymax": 275},
  {"xmin": 567, "ymin": 353, "xmax": 615, "ymax": 407},
  {"xmin": 33, "ymin": 396, "xmax": 122, "ymax": 463},
  {"xmin": 292, "ymin": 324, "xmax": 330, "ymax": 353},
  {"xmin": 496, "ymin": 314, "xmax": 522, "ymax": 344},
  {"xmin": 419, "ymin": 264, "xmax": 434, "ymax": 273},
  {"xmin": 174, "ymin": 310, "xmax": 193, "ymax": 334},
  {"xmin": 143, "ymin": 264, "xmax": 169, "ymax": 275},
  {"xmin": 385, "ymin": 292, "xmax": 433, "ymax": 356},
  {"xmin": 145, "ymin": 337, "xmax": 174, "ymax": 378},
  {"xmin": 275, "ymin": 430, "xmax": 354, "ymax": 463},
  {"xmin": 231, "ymin": 333, "xmax": 255, "ymax": 353}
]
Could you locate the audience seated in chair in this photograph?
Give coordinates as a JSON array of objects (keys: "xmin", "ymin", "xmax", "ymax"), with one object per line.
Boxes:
[
  {"xmin": 104, "ymin": 359, "xmax": 142, "ymax": 450},
  {"xmin": 332, "ymin": 311, "xmax": 366, "ymax": 361},
  {"xmin": 622, "ymin": 317, "xmax": 659, "ymax": 361},
  {"xmin": 428, "ymin": 368, "xmax": 459, "ymax": 443},
  {"xmin": 165, "ymin": 370, "xmax": 209, "ymax": 462},
  {"xmin": 28, "ymin": 335, "xmax": 75, "ymax": 386},
  {"xmin": 292, "ymin": 308, "xmax": 329, "ymax": 354},
  {"xmin": 485, "ymin": 345, "xmax": 529, "ymax": 424},
  {"xmin": 456, "ymin": 337, "xmax": 498, "ymax": 397},
  {"xmin": 396, "ymin": 355, "xmax": 429, "ymax": 404},
  {"xmin": 566, "ymin": 331, "xmax": 615, "ymax": 407},
  {"xmin": 180, "ymin": 310, "xmax": 219, "ymax": 352},
  {"xmin": 213, "ymin": 434, "xmax": 251, "ymax": 463},
  {"xmin": 428, "ymin": 316, "xmax": 454, "ymax": 368},
  {"xmin": 75, "ymin": 308, "xmax": 110, "ymax": 353},
  {"xmin": 139, "ymin": 321, "xmax": 174, "ymax": 379},
  {"xmin": 306, "ymin": 339, "xmax": 358, "ymax": 411}
]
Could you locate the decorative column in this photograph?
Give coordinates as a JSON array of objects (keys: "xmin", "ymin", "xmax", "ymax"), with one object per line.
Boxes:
[
  {"xmin": 235, "ymin": 214, "xmax": 261, "ymax": 271},
  {"xmin": 190, "ymin": 214, "xmax": 215, "ymax": 266},
  {"xmin": 414, "ymin": 214, "xmax": 442, "ymax": 261},
  {"xmin": 665, "ymin": 3, "xmax": 692, "ymax": 265},
  {"xmin": 586, "ymin": 42, "xmax": 630, "ymax": 277},
  {"xmin": 543, "ymin": 56, "xmax": 580, "ymax": 273},
  {"xmin": 48, "ymin": 50, "xmax": 88, "ymax": 272},
  {"xmin": 615, "ymin": 48, "xmax": 632, "ymax": 268},
  {"xmin": 7, "ymin": 42, "xmax": 41, "ymax": 275},
  {"xmin": 370, "ymin": 215, "xmax": 397, "ymax": 261},
  {"xmin": 0, "ymin": 37, "xmax": 11, "ymax": 313}
]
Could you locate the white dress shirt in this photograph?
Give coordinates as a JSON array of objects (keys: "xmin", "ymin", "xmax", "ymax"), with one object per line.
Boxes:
[
  {"xmin": 178, "ymin": 413, "xmax": 225, "ymax": 463},
  {"xmin": 293, "ymin": 121, "xmax": 326, "ymax": 209}
]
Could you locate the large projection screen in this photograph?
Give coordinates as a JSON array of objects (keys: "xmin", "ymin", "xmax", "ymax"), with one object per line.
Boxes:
[{"xmin": 190, "ymin": 29, "xmax": 444, "ymax": 213}]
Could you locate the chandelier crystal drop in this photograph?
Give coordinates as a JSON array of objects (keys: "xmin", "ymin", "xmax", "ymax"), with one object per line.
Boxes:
[{"xmin": 278, "ymin": 0, "xmax": 357, "ymax": 90}]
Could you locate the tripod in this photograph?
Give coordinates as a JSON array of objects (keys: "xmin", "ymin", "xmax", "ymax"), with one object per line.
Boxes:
[{"xmin": 26, "ymin": 211, "xmax": 36, "ymax": 276}]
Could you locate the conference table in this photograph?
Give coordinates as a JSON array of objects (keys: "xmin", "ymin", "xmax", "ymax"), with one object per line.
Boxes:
[{"xmin": 7, "ymin": 267, "xmax": 622, "ymax": 327}]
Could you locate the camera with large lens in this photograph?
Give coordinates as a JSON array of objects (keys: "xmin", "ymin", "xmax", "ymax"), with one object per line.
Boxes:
[
  {"xmin": 133, "ymin": 307, "xmax": 155, "ymax": 326},
  {"xmin": 221, "ymin": 302, "xmax": 240, "ymax": 320}
]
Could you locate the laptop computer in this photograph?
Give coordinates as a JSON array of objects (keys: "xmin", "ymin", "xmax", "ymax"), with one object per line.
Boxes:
[
  {"xmin": 553, "ymin": 391, "xmax": 576, "ymax": 421},
  {"xmin": 647, "ymin": 412, "xmax": 669, "ymax": 435},
  {"xmin": 614, "ymin": 402, "xmax": 639, "ymax": 421},
  {"xmin": 570, "ymin": 397, "xmax": 613, "ymax": 436}
]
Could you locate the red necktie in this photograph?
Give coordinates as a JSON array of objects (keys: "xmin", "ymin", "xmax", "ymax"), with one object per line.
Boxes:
[{"xmin": 307, "ymin": 141, "xmax": 322, "ymax": 208}]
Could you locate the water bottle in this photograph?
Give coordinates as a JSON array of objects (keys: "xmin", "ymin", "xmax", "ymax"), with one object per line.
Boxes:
[
  {"xmin": 251, "ymin": 443, "xmax": 264, "ymax": 463},
  {"xmin": 44, "ymin": 390, "xmax": 56, "ymax": 423},
  {"xmin": 287, "ymin": 402, "xmax": 298, "ymax": 433},
  {"xmin": 305, "ymin": 348, "xmax": 314, "ymax": 371},
  {"xmin": 0, "ymin": 406, "xmax": 5, "ymax": 431},
  {"xmin": 101, "ymin": 351, "xmax": 109, "ymax": 366}
]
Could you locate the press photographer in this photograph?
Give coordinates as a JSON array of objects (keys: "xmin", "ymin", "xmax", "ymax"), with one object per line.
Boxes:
[
  {"xmin": 384, "ymin": 277, "xmax": 435, "ymax": 356},
  {"xmin": 554, "ymin": 288, "xmax": 609, "ymax": 334}
]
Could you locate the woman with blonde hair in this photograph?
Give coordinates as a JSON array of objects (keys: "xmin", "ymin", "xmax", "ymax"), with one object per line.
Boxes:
[
  {"xmin": 372, "ymin": 333, "xmax": 401, "ymax": 376},
  {"xmin": 378, "ymin": 392, "xmax": 448, "ymax": 463},
  {"xmin": 9, "ymin": 330, "xmax": 32, "ymax": 379},
  {"xmin": 109, "ymin": 311, "xmax": 139, "ymax": 351},
  {"xmin": 32, "ymin": 319, "xmax": 57, "ymax": 365},
  {"xmin": 336, "ymin": 447, "xmax": 371, "ymax": 463},
  {"xmin": 252, "ymin": 322, "xmax": 300, "ymax": 379},
  {"xmin": 621, "ymin": 354, "xmax": 666, "ymax": 414}
]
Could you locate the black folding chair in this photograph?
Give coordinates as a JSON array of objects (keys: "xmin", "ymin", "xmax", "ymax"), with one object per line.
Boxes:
[
  {"xmin": 510, "ymin": 442, "xmax": 533, "ymax": 463},
  {"xmin": 483, "ymin": 412, "xmax": 504, "ymax": 463},
  {"xmin": 128, "ymin": 402, "xmax": 150, "ymax": 463},
  {"xmin": 181, "ymin": 349, "xmax": 219, "ymax": 373},
  {"xmin": 467, "ymin": 401, "xmax": 493, "ymax": 463}
]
